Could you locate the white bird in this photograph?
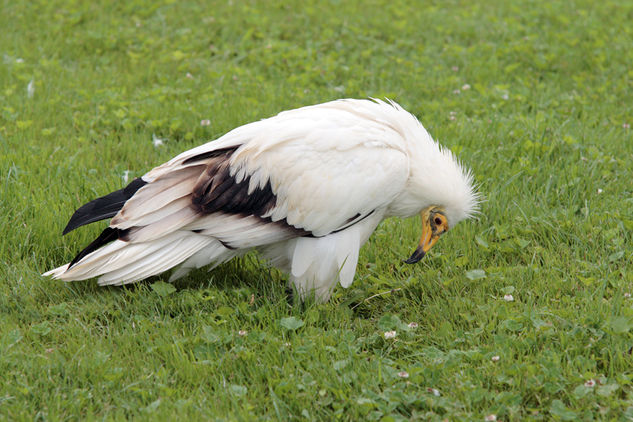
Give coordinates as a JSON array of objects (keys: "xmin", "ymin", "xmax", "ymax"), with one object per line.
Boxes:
[{"xmin": 44, "ymin": 99, "xmax": 479, "ymax": 302}]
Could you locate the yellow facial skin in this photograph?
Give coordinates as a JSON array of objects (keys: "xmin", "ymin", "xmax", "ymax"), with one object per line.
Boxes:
[{"xmin": 404, "ymin": 206, "xmax": 449, "ymax": 264}]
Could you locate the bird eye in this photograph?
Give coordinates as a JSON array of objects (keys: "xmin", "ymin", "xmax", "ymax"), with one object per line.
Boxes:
[{"xmin": 434, "ymin": 217, "xmax": 443, "ymax": 226}]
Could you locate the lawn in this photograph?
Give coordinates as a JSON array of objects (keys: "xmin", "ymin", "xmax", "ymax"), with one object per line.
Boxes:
[{"xmin": 1, "ymin": 0, "xmax": 632, "ymax": 420}]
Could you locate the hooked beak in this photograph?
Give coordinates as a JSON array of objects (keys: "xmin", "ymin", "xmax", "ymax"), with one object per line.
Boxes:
[{"xmin": 405, "ymin": 212, "xmax": 440, "ymax": 264}]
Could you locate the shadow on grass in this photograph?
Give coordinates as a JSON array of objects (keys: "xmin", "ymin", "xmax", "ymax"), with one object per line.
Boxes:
[
  {"xmin": 44, "ymin": 252, "xmax": 291, "ymax": 305},
  {"xmin": 39, "ymin": 250, "xmax": 391, "ymax": 318}
]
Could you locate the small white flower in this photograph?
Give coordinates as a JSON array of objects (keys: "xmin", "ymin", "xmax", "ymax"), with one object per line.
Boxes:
[
  {"xmin": 624, "ymin": 292, "xmax": 631, "ymax": 298},
  {"xmin": 461, "ymin": 84, "xmax": 471, "ymax": 91},
  {"xmin": 597, "ymin": 188, "xmax": 603, "ymax": 194},
  {"xmin": 623, "ymin": 123, "xmax": 630, "ymax": 129},
  {"xmin": 384, "ymin": 330, "xmax": 397, "ymax": 339},
  {"xmin": 453, "ymin": 89, "xmax": 461, "ymax": 95},
  {"xmin": 397, "ymin": 371, "xmax": 409, "ymax": 378},
  {"xmin": 200, "ymin": 119, "xmax": 211, "ymax": 126},
  {"xmin": 427, "ymin": 387, "xmax": 440, "ymax": 396},
  {"xmin": 503, "ymin": 294, "xmax": 514, "ymax": 302},
  {"xmin": 485, "ymin": 415, "xmax": 497, "ymax": 421},
  {"xmin": 502, "ymin": 93, "xmax": 509, "ymax": 100},
  {"xmin": 585, "ymin": 379, "xmax": 596, "ymax": 387},
  {"xmin": 491, "ymin": 355, "xmax": 500, "ymax": 362},
  {"xmin": 122, "ymin": 170, "xmax": 130, "ymax": 184},
  {"xmin": 16, "ymin": 58, "xmax": 24, "ymax": 63},
  {"xmin": 284, "ymin": 342, "xmax": 291, "ymax": 347},
  {"xmin": 27, "ymin": 79, "xmax": 35, "ymax": 98},
  {"xmin": 238, "ymin": 330, "xmax": 247, "ymax": 336},
  {"xmin": 407, "ymin": 322, "xmax": 418, "ymax": 329},
  {"xmin": 152, "ymin": 134, "xmax": 165, "ymax": 147},
  {"xmin": 186, "ymin": 72, "xmax": 193, "ymax": 79}
]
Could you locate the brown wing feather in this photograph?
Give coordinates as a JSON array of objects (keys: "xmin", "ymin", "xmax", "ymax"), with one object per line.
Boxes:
[{"xmin": 191, "ymin": 154, "xmax": 277, "ymax": 217}]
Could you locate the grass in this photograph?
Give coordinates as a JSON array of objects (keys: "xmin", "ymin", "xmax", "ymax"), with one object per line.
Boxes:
[{"xmin": 1, "ymin": 0, "xmax": 632, "ymax": 420}]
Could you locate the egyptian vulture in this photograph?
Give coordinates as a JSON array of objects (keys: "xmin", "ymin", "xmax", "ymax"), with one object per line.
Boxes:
[{"xmin": 44, "ymin": 99, "xmax": 478, "ymax": 302}]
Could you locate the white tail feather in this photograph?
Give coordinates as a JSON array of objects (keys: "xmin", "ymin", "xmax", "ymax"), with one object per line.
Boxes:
[
  {"xmin": 168, "ymin": 239, "xmax": 240, "ymax": 282},
  {"xmin": 43, "ymin": 264, "xmax": 69, "ymax": 278},
  {"xmin": 48, "ymin": 232, "xmax": 211, "ymax": 285},
  {"xmin": 97, "ymin": 233, "xmax": 213, "ymax": 285}
]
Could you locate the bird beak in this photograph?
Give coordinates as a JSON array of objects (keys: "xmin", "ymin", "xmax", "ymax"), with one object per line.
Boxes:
[{"xmin": 405, "ymin": 212, "xmax": 440, "ymax": 264}]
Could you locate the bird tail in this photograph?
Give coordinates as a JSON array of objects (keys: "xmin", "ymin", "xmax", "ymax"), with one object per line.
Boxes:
[
  {"xmin": 43, "ymin": 231, "xmax": 221, "ymax": 286},
  {"xmin": 43, "ymin": 263, "xmax": 70, "ymax": 279}
]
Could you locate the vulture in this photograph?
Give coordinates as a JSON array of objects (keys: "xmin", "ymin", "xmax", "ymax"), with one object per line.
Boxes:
[{"xmin": 45, "ymin": 99, "xmax": 478, "ymax": 302}]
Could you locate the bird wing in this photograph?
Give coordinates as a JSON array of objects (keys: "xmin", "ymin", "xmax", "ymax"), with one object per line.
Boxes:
[
  {"xmin": 113, "ymin": 99, "xmax": 410, "ymax": 243},
  {"xmin": 46, "ymin": 99, "xmax": 412, "ymax": 289}
]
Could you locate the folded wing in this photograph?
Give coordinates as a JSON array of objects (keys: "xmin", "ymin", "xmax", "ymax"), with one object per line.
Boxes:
[{"xmin": 45, "ymin": 99, "xmax": 410, "ymax": 290}]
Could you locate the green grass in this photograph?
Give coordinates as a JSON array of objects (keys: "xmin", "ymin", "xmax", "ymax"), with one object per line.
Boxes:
[{"xmin": 2, "ymin": 0, "xmax": 633, "ymax": 420}]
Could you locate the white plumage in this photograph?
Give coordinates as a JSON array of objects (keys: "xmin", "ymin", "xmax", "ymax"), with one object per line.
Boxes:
[{"xmin": 44, "ymin": 99, "xmax": 478, "ymax": 302}]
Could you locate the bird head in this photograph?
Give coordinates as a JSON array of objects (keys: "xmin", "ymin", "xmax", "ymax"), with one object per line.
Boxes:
[
  {"xmin": 393, "ymin": 116, "xmax": 479, "ymax": 264},
  {"xmin": 404, "ymin": 206, "xmax": 449, "ymax": 263},
  {"xmin": 403, "ymin": 145, "xmax": 479, "ymax": 264},
  {"xmin": 405, "ymin": 140, "xmax": 480, "ymax": 264}
]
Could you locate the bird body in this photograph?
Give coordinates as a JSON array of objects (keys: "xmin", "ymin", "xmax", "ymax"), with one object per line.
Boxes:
[{"xmin": 45, "ymin": 99, "xmax": 478, "ymax": 302}]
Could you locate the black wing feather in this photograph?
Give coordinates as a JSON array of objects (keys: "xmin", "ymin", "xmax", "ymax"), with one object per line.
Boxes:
[
  {"xmin": 62, "ymin": 178, "xmax": 147, "ymax": 235},
  {"xmin": 68, "ymin": 227, "xmax": 129, "ymax": 268}
]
